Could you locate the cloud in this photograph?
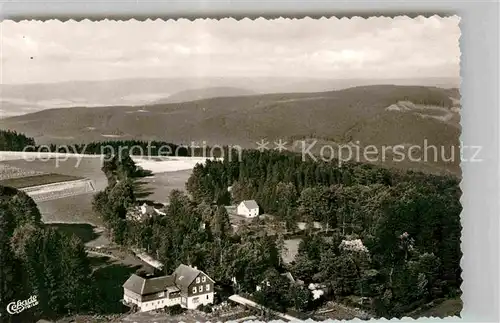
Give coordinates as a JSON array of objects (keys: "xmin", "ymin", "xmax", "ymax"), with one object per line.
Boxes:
[{"xmin": 0, "ymin": 16, "xmax": 460, "ymax": 84}]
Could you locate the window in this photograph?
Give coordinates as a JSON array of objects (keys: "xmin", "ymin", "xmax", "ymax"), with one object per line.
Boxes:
[
  {"xmin": 199, "ymin": 285, "xmax": 203, "ymax": 293},
  {"xmin": 196, "ymin": 277, "xmax": 200, "ymax": 283},
  {"xmin": 192, "ymin": 287, "xmax": 197, "ymax": 294},
  {"xmin": 206, "ymin": 295, "xmax": 209, "ymax": 300},
  {"xmin": 202, "ymin": 276, "xmax": 206, "ymax": 282},
  {"xmin": 206, "ymin": 284, "xmax": 210, "ymax": 291}
]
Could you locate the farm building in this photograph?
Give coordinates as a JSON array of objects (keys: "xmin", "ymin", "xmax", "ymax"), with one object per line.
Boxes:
[
  {"xmin": 123, "ymin": 264, "xmax": 215, "ymax": 311},
  {"xmin": 236, "ymin": 200, "xmax": 259, "ymax": 218}
]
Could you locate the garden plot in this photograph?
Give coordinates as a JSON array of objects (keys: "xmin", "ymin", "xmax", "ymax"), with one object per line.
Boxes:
[
  {"xmin": 0, "ymin": 163, "xmax": 46, "ymax": 180},
  {"xmin": 0, "ymin": 173, "xmax": 83, "ymax": 189},
  {"xmin": 1, "ymin": 157, "xmax": 108, "ymax": 191}
]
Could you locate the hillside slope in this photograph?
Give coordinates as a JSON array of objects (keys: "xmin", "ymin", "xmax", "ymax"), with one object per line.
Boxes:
[
  {"xmin": 154, "ymin": 87, "xmax": 258, "ymax": 104},
  {"xmin": 0, "ymin": 77, "xmax": 459, "ymax": 118},
  {"xmin": 0, "ymin": 85, "xmax": 461, "ymax": 175}
]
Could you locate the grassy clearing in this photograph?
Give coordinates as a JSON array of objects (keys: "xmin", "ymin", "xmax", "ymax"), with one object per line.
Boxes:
[
  {"xmin": 37, "ymin": 192, "xmax": 103, "ymax": 225},
  {"xmin": 410, "ymin": 297, "xmax": 462, "ymax": 318},
  {"xmin": 136, "ymin": 169, "xmax": 192, "ymax": 204},
  {"xmin": 0, "ymin": 173, "xmax": 83, "ymax": 189},
  {"xmin": 0, "ymin": 162, "xmax": 46, "ymax": 180}
]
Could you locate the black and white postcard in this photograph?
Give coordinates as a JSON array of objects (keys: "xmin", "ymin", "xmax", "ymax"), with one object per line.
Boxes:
[{"xmin": 0, "ymin": 16, "xmax": 462, "ymax": 322}]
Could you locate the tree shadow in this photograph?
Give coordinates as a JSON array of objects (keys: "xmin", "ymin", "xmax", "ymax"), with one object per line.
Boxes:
[
  {"xmin": 132, "ymin": 177, "xmax": 154, "ymax": 201},
  {"xmin": 92, "ymin": 261, "xmax": 145, "ymax": 315},
  {"xmin": 45, "ymin": 223, "xmax": 99, "ymax": 244}
]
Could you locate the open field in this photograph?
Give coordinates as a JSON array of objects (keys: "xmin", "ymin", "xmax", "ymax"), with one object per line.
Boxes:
[
  {"xmin": 0, "ymin": 162, "xmax": 46, "ymax": 180},
  {"xmin": 38, "ymin": 192, "xmax": 103, "ymax": 225},
  {"xmin": 135, "ymin": 169, "xmax": 192, "ymax": 203},
  {"xmin": 410, "ymin": 298, "xmax": 462, "ymax": 318},
  {"xmin": 282, "ymin": 238, "xmax": 302, "ymax": 264},
  {"xmin": 0, "ymin": 151, "xmax": 103, "ymax": 161},
  {"xmin": 0, "ymin": 173, "xmax": 83, "ymax": 189},
  {"xmin": 133, "ymin": 156, "xmax": 218, "ymax": 174}
]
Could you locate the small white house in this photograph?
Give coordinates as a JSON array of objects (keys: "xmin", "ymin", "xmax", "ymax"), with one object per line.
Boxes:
[{"xmin": 237, "ymin": 200, "xmax": 259, "ymax": 218}]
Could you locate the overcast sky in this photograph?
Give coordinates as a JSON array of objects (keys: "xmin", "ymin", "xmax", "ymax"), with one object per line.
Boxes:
[{"xmin": 0, "ymin": 16, "xmax": 460, "ymax": 84}]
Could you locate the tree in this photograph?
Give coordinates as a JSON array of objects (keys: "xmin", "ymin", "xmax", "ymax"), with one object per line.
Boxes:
[
  {"xmin": 254, "ymin": 269, "xmax": 292, "ymax": 312},
  {"xmin": 297, "ymin": 186, "xmax": 337, "ymax": 231},
  {"xmin": 6, "ymin": 192, "xmax": 42, "ymax": 227},
  {"xmin": 274, "ymin": 182, "xmax": 297, "ymax": 220},
  {"xmin": 0, "ymin": 208, "xmax": 28, "ymax": 322},
  {"xmin": 11, "ymin": 225, "xmax": 94, "ymax": 316},
  {"xmin": 211, "ymin": 206, "xmax": 232, "ymax": 238},
  {"xmin": 289, "ymin": 285, "xmax": 312, "ymax": 312}
]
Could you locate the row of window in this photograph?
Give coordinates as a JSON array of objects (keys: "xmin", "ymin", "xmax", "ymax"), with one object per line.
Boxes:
[
  {"xmin": 144, "ymin": 299, "xmax": 176, "ymax": 307},
  {"xmin": 192, "ymin": 284, "xmax": 210, "ymax": 294},
  {"xmin": 195, "ymin": 276, "xmax": 207, "ymax": 283},
  {"xmin": 193, "ymin": 295, "xmax": 210, "ymax": 303}
]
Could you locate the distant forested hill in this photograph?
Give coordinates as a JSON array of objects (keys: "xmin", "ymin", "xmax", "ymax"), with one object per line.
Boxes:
[
  {"xmin": 154, "ymin": 86, "xmax": 258, "ymax": 104},
  {"xmin": 0, "ymin": 85, "xmax": 461, "ymax": 175}
]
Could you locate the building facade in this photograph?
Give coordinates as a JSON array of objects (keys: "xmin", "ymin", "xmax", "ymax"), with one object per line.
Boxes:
[
  {"xmin": 237, "ymin": 200, "xmax": 259, "ymax": 218},
  {"xmin": 123, "ymin": 264, "xmax": 215, "ymax": 312}
]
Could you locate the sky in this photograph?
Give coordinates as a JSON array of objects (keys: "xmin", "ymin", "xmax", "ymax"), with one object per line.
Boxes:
[{"xmin": 0, "ymin": 16, "xmax": 461, "ymax": 84}]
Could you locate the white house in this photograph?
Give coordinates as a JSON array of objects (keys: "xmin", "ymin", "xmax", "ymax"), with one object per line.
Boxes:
[
  {"xmin": 237, "ymin": 200, "xmax": 259, "ymax": 218},
  {"xmin": 123, "ymin": 264, "xmax": 215, "ymax": 312}
]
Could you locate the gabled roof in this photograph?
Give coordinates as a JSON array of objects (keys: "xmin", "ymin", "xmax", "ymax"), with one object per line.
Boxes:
[
  {"xmin": 123, "ymin": 264, "xmax": 214, "ymax": 296},
  {"xmin": 123, "ymin": 274, "xmax": 144, "ymax": 294},
  {"xmin": 123, "ymin": 274, "xmax": 175, "ymax": 295},
  {"xmin": 143, "ymin": 275, "xmax": 175, "ymax": 295},
  {"xmin": 281, "ymin": 272, "xmax": 296, "ymax": 284},
  {"xmin": 239, "ymin": 200, "xmax": 259, "ymax": 210},
  {"xmin": 174, "ymin": 264, "xmax": 215, "ymax": 290}
]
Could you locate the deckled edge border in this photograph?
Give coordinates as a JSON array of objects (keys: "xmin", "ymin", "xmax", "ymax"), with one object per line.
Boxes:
[{"xmin": 0, "ymin": 14, "xmax": 464, "ymax": 323}]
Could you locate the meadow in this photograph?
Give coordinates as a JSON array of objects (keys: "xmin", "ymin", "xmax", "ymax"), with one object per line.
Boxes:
[{"xmin": 0, "ymin": 173, "xmax": 83, "ymax": 189}]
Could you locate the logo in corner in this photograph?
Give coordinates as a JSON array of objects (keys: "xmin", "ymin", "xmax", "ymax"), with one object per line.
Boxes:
[{"xmin": 6, "ymin": 295, "xmax": 39, "ymax": 315}]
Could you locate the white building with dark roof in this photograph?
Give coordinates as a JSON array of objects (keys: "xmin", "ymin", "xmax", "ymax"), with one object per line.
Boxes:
[
  {"xmin": 237, "ymin": 200, "xmax": 259, "ymax": 218},
  {"xmin": 122, "ymin": 264, "xmax": 215, "ymax": 311}
]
